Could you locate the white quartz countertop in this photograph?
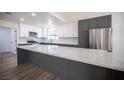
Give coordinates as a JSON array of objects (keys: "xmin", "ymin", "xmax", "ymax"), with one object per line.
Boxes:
[{"xmin": 17, "ymin": 44, "xmax": 124, "ymax": 72}]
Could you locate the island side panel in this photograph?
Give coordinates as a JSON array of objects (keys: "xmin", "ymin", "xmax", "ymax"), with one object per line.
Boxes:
[
  {"xmin": 69, "ymin": 61, "xmax": 124, "ymax": 80},
  {"xmin": 28, "ymin": 51, "xmax": 69, "ymax": 79},
  {"xmin": 17, "ymin": 48, "xmax": 29, "ymax": 65},
  {"xmin": 17, "ymin": 48, "xmax": 124, "ymax": 80},
  {"xmin": 69, "ymin": 61, "xmax": 109, "ymax": 80}
]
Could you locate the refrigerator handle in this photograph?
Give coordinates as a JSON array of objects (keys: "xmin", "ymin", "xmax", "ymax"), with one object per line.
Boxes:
[{"xmin": 108, "ymin": 28, "xmax": 112, "ymax": 52}]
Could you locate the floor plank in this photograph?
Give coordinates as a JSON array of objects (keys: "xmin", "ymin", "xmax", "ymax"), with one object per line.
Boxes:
[{"xmin": 0, "ymin": 52, "xmax": 61, "ymax": 80}]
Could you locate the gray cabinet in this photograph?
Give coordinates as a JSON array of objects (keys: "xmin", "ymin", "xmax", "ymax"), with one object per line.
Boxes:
[
  {"xmin": 89, "ymin": 15, "xmax": 111, "ymax": 29},
  {"xmin": 99, "ymin": 15, "xmax": 111, "ymax": 28},
  {"xmin": 89, "ymin": 17, "xmax": 99, "ymax": 29},
  {"xmin": 78, "ymin": 19, "xmax": 89, "ymax": 48},
  {"xmin": 78, "ymin": 19, "xmax": 89, "ymax": 31},
  {"xmin": 78, "ymin": 36, "xmax": 89, "ymax": 48}
]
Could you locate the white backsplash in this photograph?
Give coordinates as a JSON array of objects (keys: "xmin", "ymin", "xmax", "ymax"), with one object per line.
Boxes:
[{"xmin": 18, "ymin": 37, "xmax": 78, "ymax": 45}]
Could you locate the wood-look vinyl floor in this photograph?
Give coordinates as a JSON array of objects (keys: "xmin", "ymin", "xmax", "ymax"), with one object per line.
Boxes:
[{"xmin": 0, "ymin": 52, "xmax": 61, "ymax": 80}]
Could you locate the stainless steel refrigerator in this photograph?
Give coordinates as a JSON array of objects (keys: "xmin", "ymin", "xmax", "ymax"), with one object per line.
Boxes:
[{"xmin": 89, "ymin": 28, "xmax": 112, "ymax": 52}]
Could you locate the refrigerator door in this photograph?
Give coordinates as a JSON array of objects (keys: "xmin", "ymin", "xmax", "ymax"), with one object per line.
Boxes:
[
  {"xmin": 89, "ymin": 28, "xmax": 112, "ymax": 52},
  {"xmin": 96, "ymin": 29, "xmax": 101, "ymax": 49}
]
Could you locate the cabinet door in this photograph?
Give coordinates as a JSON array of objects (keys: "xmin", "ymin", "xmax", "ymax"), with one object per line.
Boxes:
[
  {"xmin": 89, "ymin": 17, "xmax": 99, "ymax": 29},
  {"xmin": 20, "ymin": 24, "xmax": 25, "ymax": 37},
  {"xmin": 78, "ymin": 36, "xmax": 89, "ymax": 48},
  {"xmin": 71, "ymin": 22, "xmax": 78, "ymax": 37},
  {"xmin": 66, "ymin": 24, "xmax": 73, "ymax": 37},
  {"xmin": 34, "ymin": 26, "xmax": 43, "ymax": 37},
  {"xmin": 63, "ymin": 25, "xmax": 68, "ymax": 37},
  {"xmin": 38, "ymin": 28, "xmax": 43, "ymax": 37},
  {"xmin": 99, "ymin": 15, "xmax": 111, "ymax": 28},
  {"xmin": 78, "ymin": 19, "xmax": 89, "ymax": 31},
  {"xmin": 24, "ymin": 25, "xmax": 32, "ymax": 37},
  {"xmin": 78, "ymin": 19, "xmax": 89, "ymax": 37},
  {"xmin": 74, "ymin": 25, "xmax": 78, "ymax": 37},
  {"xmin": 73, "ymin": 27, "xmax": 78, "ymax": 37},
  {"xmin": 20, "ymin": 24, "xmax": 29, "ymax": 37},
  {"xmin": 78, "ymin": 19, "xmax": 89, "ymax": 48},
  {"xmin": 56, "ymin": 25, "xmax": 64, "ymax": 37}
]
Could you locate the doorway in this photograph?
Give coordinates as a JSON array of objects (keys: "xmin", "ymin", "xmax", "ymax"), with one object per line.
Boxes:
[{"xmin": 0, "ymin": 26, "xmax": 17, "ymax": 58}]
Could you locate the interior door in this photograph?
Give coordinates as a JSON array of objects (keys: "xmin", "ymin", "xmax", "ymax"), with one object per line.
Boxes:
[{"xmin": 0, "ymin": 27, "xmax": 11, "ymax": 53}]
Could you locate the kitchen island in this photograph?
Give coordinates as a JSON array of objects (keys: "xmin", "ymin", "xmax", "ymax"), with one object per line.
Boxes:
[{"xmin": 17, "ymin": 44, "xmax": 124, "ymax": 80}]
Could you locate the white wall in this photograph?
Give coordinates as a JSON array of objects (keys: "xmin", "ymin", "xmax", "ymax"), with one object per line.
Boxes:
[
  {"xmin": 112, "ymin": 13, "xmax": 124, "ymax": 62},
  {"xmin": 54, "ymin": 12, "xmax": 111, "ymax": 23},
  {"xmin": 10, "ymin": 28, "xmax": 17, "ymax": 54}
]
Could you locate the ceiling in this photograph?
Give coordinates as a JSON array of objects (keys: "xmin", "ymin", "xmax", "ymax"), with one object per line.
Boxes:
[
  {"xmin": 0, "ymin": 12, "xmax": 112, "ymax": 26},
  {"xmin": 52, "ymin": 12, "xmax": 112, "ymax": 23},
  {"xmin": 0, "ymin": 12, "xmax": 64, "ymax": 26}
]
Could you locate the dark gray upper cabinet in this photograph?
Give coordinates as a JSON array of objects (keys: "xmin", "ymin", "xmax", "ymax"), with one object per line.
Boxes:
[
  {"xmin": 89, "ymin": 17, "xmax": 100, "ymax": 29},
  {"xmin": 78, "ymin": 19, "xmax": 89, "ymax": 38},
  {"xmin": 89, "ymin": 15, "xmax": 111, "ymax": 29},
  {"xmin": 99, "ymin": 15, "xmax": 111, "ymax": 28},
  {"xmin": 78, "ymin": 15, "xmax": 112, "ymax": 31},
  {"xmin": 78, "ymin": 19, "xmax": 89, "ymax": 48},
  {"xmin": 78, "ymin": 19, "xmax": 89, "ymax": 31}
]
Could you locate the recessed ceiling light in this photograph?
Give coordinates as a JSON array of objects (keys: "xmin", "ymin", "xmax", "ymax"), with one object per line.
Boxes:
[
  {"xmin": 31, "ymin": 13, "xmax": 36, "ymax": 16},
  {"xmin": 20, "ymin": 18, "xmax": 24, "ymax": 21}
]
